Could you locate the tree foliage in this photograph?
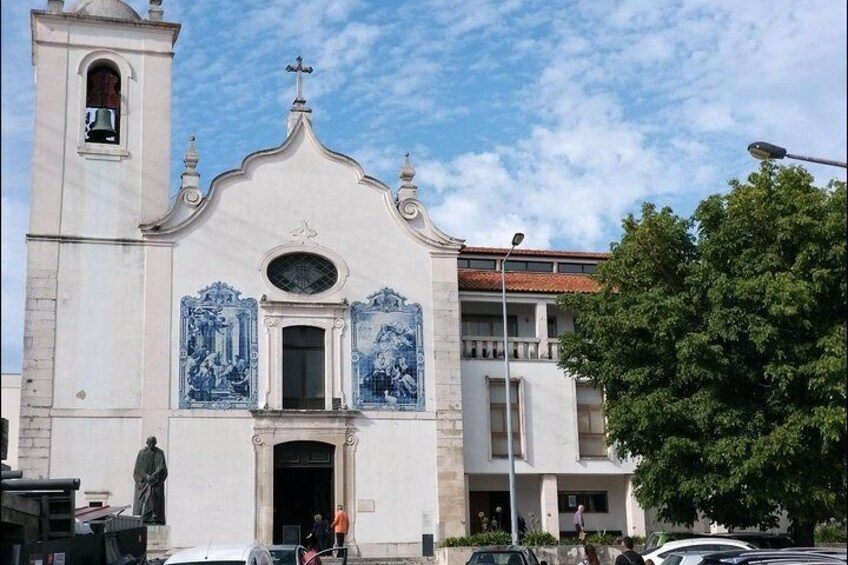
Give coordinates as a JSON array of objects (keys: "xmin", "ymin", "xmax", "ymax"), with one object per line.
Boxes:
[{"xmin": 559, "ymin": 162, "xmax": 846, "ymax": 543}]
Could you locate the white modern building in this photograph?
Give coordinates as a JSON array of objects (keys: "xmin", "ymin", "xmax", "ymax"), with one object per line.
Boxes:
[
  {"xmin": 2, "ymin": 374, "xmax": 22, "ymax": 470},
  {"xmin": 16, "ymin": 0, "xmax": 645, "ymax": 554}
]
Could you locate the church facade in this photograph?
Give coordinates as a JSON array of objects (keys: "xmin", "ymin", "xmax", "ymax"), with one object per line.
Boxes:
[{"xmin": 18, "ymin": 0, "xmax": 644, "ymax": 554}]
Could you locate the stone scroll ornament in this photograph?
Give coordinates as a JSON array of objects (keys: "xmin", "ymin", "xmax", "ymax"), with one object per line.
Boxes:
[
  {"xmin": 179, "ymin": 282, "xmax": 258, "ymax": 409},
  {"xmin": 351, "ymin": 288, "xmax": 424, "ymax": 411}
]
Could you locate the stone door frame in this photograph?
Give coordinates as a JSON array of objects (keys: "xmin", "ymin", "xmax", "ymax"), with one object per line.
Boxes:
[{"xmin": 251, "ymin": 411, "xmax": 358, "ymax": 546}]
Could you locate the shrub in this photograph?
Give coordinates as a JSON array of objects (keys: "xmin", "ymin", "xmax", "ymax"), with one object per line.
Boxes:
[
  {"xmin": 815, "ymin": 520, "xmax": 847, "ymax": 543},
  {"xmin": 523, "ymin": 531, "xmax": 558, "ymax": 547},
  {"xmin": 440, "ymin": 531, "xmax": 512, "ymax": 548},
  {"xmin": 585, "ymin": 531, "xmax": 616, "ymax": 546}
]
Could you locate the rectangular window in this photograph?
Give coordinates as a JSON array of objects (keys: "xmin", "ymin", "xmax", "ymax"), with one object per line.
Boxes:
[
  {"xmin": 462, "ymin": 314, "xmax": 517, "ymax": 337},
  {"xmin": 489, "ymin": 379, "xmax": 522, "ymax": 458},
  {"xmin": 558, "ymin": 491, "xmax": 609, "ymax": 513},
  {"xmin": 458, "ymin": 258, "xmax": 497, "ymax": 270},
  {"xmin": 557, "ymin": 262, "xmax": 598, "ymax": 274},
  {"xmin": 504, "ymin": 260, "xmax": 554, "ymax": 272},
  {"xmin": 547, "ymin": 316, "xmax": 558, "ymax": 337},
  {"xmin": 576, "ymin": 383, "xmax": 606, "ymax": 458}
]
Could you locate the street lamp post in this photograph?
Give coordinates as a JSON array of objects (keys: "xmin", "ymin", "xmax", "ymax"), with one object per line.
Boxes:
[
  {"xmin": 747, "ymin": 141, "xmax": 847, "ymax": 169},
  {"xmin": 501, "ymin": 232, "xmax": 524, "ymax": 545}
]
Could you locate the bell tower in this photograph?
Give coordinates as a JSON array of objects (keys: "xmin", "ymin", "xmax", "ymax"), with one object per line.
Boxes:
[
  {"xmin": 19, "ymin": 0, "xmax": 180, "ymax": 480},
  {"xmin": 29, "ymin": 0, "xmax": 181, "ymax": 237}
]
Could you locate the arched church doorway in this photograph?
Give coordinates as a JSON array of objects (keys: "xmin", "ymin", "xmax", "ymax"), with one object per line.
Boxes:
[{"xmin": 273, "ymin": 441, "xmax": 335, "ymax": 545}]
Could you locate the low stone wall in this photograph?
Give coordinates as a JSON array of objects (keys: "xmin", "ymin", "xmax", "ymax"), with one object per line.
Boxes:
[{"xmin": 438, "ymin": 546, "xmax": 624, "ymax": 565}]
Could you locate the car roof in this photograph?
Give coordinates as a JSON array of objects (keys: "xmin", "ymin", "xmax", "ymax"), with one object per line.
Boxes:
[
  {"xmin": 782, "ymin": 548, "xmax": 847, "ymax": 555},
  {"xmin": 474, "ymin": 546, "xmax": 529, "ymax": 552},
  {"xmin": 165, "ymin": 544, "xmax": 263, "ymax": 563},
  {"xmin": 644, "ymin": 537, "xmax": 755, "ymax": 557},
  {"xmin": 698, "ymin": 549, "xmax": 847, "ymax": 564}
]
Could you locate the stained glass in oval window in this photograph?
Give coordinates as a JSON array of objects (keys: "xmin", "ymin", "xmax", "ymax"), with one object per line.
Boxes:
[{"xmin": 267, "ymin": 253, "xmax": 338, "ymax": 295}]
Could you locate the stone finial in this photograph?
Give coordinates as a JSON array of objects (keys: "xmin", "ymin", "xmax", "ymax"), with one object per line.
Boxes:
[
  {"xmin": 397, "ymin": 153, "xmax": 419, "ymax": 202},
  {"xmin": 47, "ymin": 0, "xmax": 64, "ymax": 14},
  {"xmin": 149, "ymin": 0, "xmax": 163, "ymax": 21},
  {"xmin": 183, "ymin": 135, "xmax": 199, "ymax": 172},
  {"xmin": 180, "ymin": 136, "xmax": 202, "ymax": 207}
]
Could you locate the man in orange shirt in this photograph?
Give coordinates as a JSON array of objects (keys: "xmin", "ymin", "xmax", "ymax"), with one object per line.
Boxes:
[{"xmin": 330, "ymin": 504, "xmax": 349, "ymax": 557}]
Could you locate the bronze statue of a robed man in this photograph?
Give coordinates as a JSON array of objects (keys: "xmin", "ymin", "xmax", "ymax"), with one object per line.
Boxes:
[{"xmin": 133, "ymin": 436, "xmax": 168, "ymax": 524}]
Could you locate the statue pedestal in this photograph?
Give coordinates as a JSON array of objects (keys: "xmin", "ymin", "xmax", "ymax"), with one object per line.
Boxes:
[{"xmin": 146, "ymin": 524, "xmax": 171, "ymax": 558}]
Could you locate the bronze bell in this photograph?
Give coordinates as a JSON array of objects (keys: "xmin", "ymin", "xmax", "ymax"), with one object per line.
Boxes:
[{"xmin": 87, "ymin": 108, "xmax": 117, "ymax": 142}]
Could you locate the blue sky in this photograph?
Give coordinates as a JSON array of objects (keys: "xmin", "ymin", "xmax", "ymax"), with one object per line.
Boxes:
[{"xmin": 2, "ymin": 0, "xmax": 846, "ymax": 372}]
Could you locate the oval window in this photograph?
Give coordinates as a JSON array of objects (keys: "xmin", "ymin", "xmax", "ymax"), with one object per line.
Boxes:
[{"xmin": 267, "ymin": 253, "xmax": 338, "ymax": 295}]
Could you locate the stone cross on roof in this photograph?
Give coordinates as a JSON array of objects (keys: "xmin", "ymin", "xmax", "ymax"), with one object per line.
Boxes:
[{"xmin": 285, "ymin": 56, "xmax": 313, "ymax": 107}]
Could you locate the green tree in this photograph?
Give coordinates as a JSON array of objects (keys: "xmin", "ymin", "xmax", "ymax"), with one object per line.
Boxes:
[{"xmin": 559, "ymin": 162, "xmax": 846, "ymax": 546}]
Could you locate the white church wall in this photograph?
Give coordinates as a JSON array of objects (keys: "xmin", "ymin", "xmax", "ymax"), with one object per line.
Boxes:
[
  {"xmin": 53, "ymin": 243, "xmax": 144, "ymax": 409},
  {"xmin": 50, "ymin": 416, "xmax": 140, "ymax": 507},
  {"xmin": 169, "ymin": 128, "xmax": 438, "ymax": 412},
  {"xmin": 167, "ymin": 417, "xmax": 255, "ymax": 548},
  {"xmin": 353, "ymin": 419, "xmax": 438, "ymax": 545}
]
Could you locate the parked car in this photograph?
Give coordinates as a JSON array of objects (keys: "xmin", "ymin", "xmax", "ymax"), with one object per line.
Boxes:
[
  {"xmin": 710, "ymin": 533, "xmax": 794, "ymax": 549},
  {"xmin": 641, "ymin": 537, "xmax": 756, "ymax": 565},
  {"xmin": 779, "ymin": 547, "xmax": 848, "ymax": 557},
  {"xmin": 268, "ymin": 545, "xmax": 346, "ymax": 565},
  {"xmin": 268, "ymin": 544, "xmax": 306, "ymax": 565},
  {"xmin": 698, "ymin": 549, "xmax": 847, "ymax": 564},
  {"xmin": 465, "ymin": 545, "xmax": 548, "ymax": 565},
  {"xmin": 645, "ymin": 532, "xmax": 707, "ymax": 551},
  {"xmin": 165, "ymin": 543, "xmax": 275, "ymax": 565},
  {"xmin": 662, "ymin": 551, "xmax": 717, "ymax": 565}
]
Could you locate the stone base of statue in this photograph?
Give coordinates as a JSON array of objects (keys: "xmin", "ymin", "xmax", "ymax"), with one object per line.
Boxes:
[{"xmin": 146, "ymin": 524, "xmax": 171, "ymax": 558}]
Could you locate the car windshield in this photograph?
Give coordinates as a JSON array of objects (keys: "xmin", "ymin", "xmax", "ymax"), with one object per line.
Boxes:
[
  {"xmin": 269, "ymin": 548, "xmax": 299, "ymax": 565},
  {"xmin": 470, "ymin": 551, "xmax": 524, "ymax": 565}
]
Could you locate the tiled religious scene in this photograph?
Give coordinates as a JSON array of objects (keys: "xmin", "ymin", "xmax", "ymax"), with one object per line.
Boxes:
[
  {"xmin": 352, "ymin": 289, "xmax": 424, "ymax": 411},
  {"xmin": 180, "ymin": 282, "xmax": 258, "ymax": 409}
]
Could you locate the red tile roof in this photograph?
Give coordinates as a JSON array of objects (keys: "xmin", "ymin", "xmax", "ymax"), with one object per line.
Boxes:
[
  {"xmin": 461, "ymin": 246, "xmax": 609, "ymax": 260},
  {"xmin": 458, "ymin": 270, "xmax": 601, "ymax": 293}
]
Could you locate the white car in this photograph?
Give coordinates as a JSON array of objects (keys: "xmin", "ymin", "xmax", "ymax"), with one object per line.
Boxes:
[
  {"xmin": 165, "ymin": 543, "xmax": 275, "ymax": 565},
  {"xmin": 641, "ymin": 537, "xmax": 755, "ymax": 565},
  {"xmin": 662, "ymin": 551, "xmax": 720, "ymax": 565}
]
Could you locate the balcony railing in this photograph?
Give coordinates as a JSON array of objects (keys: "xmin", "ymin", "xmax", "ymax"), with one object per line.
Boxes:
[{"xmin": 461, "ymin": 336, "xmax": 560, "ymax": 361}]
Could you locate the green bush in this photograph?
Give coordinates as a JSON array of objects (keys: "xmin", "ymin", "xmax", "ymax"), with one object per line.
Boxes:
[
  {"xmin": 585, "ymin": 531, "xmax": 616, "ymax": 546},
  {"xmin": 440, "ymin": 530, "xmax": 512, "ymax": 547},
  {"xmin": 522, "ymin": 531, "xmax": 558, "ymax": 547},
  {"xmin": 815, "ymin": 520, "xmax": 847, "ymax": 543}
]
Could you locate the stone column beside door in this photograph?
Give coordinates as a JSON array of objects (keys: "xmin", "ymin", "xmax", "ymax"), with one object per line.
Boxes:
[{"xmin": 540, "ymin": 474, "xmax": 560, "ymax": 537}]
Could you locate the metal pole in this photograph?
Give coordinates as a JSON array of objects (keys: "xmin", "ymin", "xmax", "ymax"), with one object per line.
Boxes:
[
  {"xmin": 502, "ymin": 246, "xmax": 519, "ymax": 546},
  {"xmin": 784, "ymin": 153, "xmax": 847, "ymax": 169}
]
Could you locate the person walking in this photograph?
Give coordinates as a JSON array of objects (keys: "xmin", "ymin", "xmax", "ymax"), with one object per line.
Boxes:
[
  {"xmin": 614, "ymin": 536, "xmax": 646, "ymax": 565},
  {"xmin": 581, "ymin": 544, "xmax": 601, "ymax": 565},
  {"xmin": 330, "ymin": 504, "xmax": 349, "ymax": 557},
  {"xmin": 574, "ymin": 504, "xmax": 586, "ymax": 542},
  {"xmin": 310, "ymin": 513, "xmax": 327, "ymax": 551}
]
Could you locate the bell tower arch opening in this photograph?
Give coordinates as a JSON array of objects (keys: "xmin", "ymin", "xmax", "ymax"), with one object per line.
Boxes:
[{"xmin": 273, "ymin": 441, "xmax": 335, "ymax": 545}]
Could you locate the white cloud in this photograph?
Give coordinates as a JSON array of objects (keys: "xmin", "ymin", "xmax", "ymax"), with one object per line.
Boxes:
[{"xmin": 0, "ymin": 0, "xmax": 845, "ymax": 372}]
